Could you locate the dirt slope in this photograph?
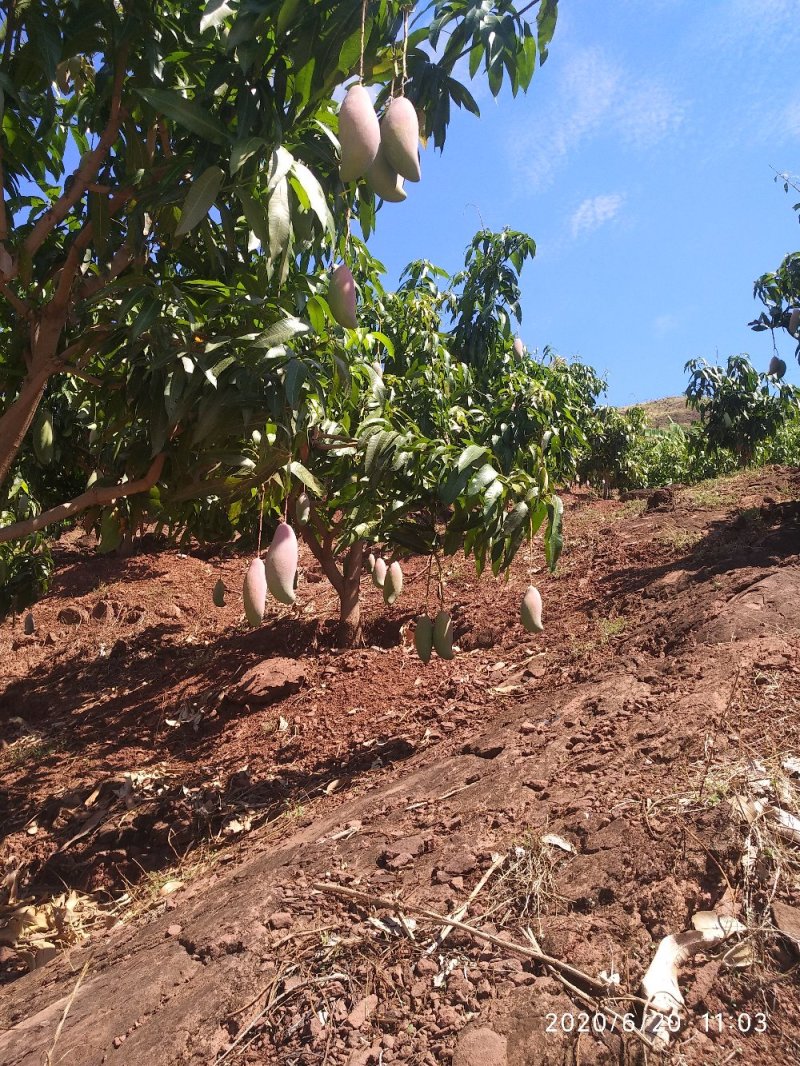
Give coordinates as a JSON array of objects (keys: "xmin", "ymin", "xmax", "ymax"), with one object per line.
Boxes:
[
  {"xmin": 624, "ymin": 396, "xmax": 699, "ymax": 428},
  {"xmin": 1, "ymin": 470, "xmax": 799, "ymax": 1065}
]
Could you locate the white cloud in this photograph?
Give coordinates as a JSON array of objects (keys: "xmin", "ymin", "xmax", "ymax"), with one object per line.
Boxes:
[
  {"xmin": 616, "ymin": 84, "xmax": 686, "ymax": 147},
  {"xmin": 508, "ymin": 46, "xmax": 686, "ymax": 191},
  {"xmin": 570, "ymin": 193, "xmax": 625, "ymax": 238},
  {"xmin": 654, "ymin": 313, "xmax": 679, "ymax": 336},
  {"xmin": 710, "ymin": 0, "xmax": 796, "ymax": 52}
]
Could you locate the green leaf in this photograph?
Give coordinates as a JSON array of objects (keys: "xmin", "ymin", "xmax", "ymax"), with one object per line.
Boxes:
[
  {"xmin": 200, "ymin": 0, "xmax": 234, "ymax": 34},
  {"xmin": 175, "ymin": 165, "xmax": 225, "ymax": 237},
  {"xmin": 136, "ymin": 88, "xmax": 230, "ymax": 145},
  {"xmin": 267, "ymin": 146, "xmax": 295, "ymax": 193},
  {"xmin": 237, "ymin": 188, "xmax": 270, "ymax": 248},
  {"xmin": 284, "ymin": 357, "xmax": 306, "ymax": 406},
  {"xmin": 536, "ymin": 0, "xmax": 559, "ymax": 64},
  {"xmin": 89, "ymin": 190, "xmax": 109, "ymax": 261},
  {"xmin": 254, "ymin": 316, "xmax": 311, "ymax": 347},
  {"xmin": 468, "ymin": 463, "xmax": 497, "ymax": 493},
  {"xmin": 289, "ymin": 460, "xmax": 325, "ymax": 496},
  {"xmin": 230, "ymin": 137, "xmax": 266, "ymax": 175},
  {"xmin": 98, "ymin": 510, "xmax": 122, "ymax": 554},
  {"xmin": 456, "ymin": 444, "xmax": 486, "ymax": 472},
  {"xmin": 277, "ymin": 0, "xmax": 303, "ymax": 33},
  {"xmin": 544, "ymin": 495, "xmax": 563, "ymax": 571},
  {"xmin": 289, "ymin": 160, "xmax": 334, "ymax": 237},
  {"xmin": 268, "ymin": 177, "xmax": 291, "ymax": 260}
]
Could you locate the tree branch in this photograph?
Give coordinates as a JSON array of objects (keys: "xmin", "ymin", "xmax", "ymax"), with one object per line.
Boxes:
[
  {"xmin": 300, "ymin": 520, "xmax": 343, "ymax": 595},
  {"xmin": 23, "ymin": 49, "xmax": 129, "ymax": 260},
  {"xmin": 0, "ymin": 453, "xmax": 166, "ymax": 544},
  {"xmin": 79, "ymin": 241, "xmax": 136, "ymax": 300},
  {"xmin": 0, "ymin": 281, "xmax": 31, "ymax": 318},
  {"xmin": 50, "ymin": 185, "xmax": 133, "ymax": 311}
]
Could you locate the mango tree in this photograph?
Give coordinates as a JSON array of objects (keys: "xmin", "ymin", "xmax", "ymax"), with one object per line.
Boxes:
[
  {"xmin": 0, "ymin": 0, "xmax": 560, "ymax": 624},
  {"xmin": 685, "ymin": 355, "xmax": 800, "ymax": 467},
  {"xmin": 749, "ymin": 172, "xmax": 800, "ymax": 369},
  {"xmin": 204, "ymin": 229, "xmax": 600, "ymax": 645}
]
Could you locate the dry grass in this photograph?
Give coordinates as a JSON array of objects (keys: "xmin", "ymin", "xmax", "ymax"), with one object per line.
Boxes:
[{"xmin": 625, "ymin": 396, "xmax": 699, "ymax": 429}]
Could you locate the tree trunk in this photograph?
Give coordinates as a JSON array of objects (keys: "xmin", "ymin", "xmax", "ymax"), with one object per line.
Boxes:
[
  {"xmin": 0, "ymin": 364, "xmax": 52, "ymax": 488},
  {"xmin": 336, "ymin": 539, "xmax": 365, "ymax": 647}
]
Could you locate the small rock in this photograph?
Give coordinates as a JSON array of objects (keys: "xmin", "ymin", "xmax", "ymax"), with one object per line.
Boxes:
[
  {"xmin": 523, "ymin": 779, "xmax": 548, "ymax": 793},
  {"xmin": 268, "ymin": 911, "xmax": 293, "ymax": 930},
  {"xmin": 58, "ymin": 605, "xmax": 89, "ymax": 625},
  {"xmin": 347, "ymin": 993, "xmax": 378, "ymax": 1030},
  {"xmin": 386, "ymin": 851, "xmax": 413, "ymax": 871},
  {"xmin": 452, "ymin": 1026, "xmax": 508, "ymax": 1066},
  {"xmin": 519, "ymin": 721, "xmax": 538, "ymax": 734},
  {"xmin": 415, "ymin": 958, "xmax": 438, "ymax": 977},
  {"xmin": 228, "ymin": 659, "xmax": 307, "ymax": 707},
  {"xmin": 437, "ymin": 1006, "xmax": 461, "ymax": 1030},
  {"xmin": 449, "ymin": 876, "xmax": 464, "ymax": 892},
  {"xmin": 444, "ymin": 851, "xmax": 477, "ymax": 877},
  {"xmin": 773, "ymin": 901, "xmax": 800, "ymax": 949},
  {"xmin": 92, "ymin": 599, "xmax": 119, "ymax": 620},
  {"xmin": 166, "ymin": 924, "xmax": 182, "ymax": 938},
  {"xmin": 123, "ymin": 606, "xmax": 145, "ymax": 624}
]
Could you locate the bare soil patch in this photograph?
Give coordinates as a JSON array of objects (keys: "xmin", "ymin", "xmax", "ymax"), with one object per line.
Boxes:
[{"xmin": 1, "ymin": 467, "xmax": 799, "ymax": 1065}]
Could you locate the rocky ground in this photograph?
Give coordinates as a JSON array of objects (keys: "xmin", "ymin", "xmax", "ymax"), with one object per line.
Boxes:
[{"xmin": 1, "ymin": 468, "xmax": 799, "ymax": 1065}]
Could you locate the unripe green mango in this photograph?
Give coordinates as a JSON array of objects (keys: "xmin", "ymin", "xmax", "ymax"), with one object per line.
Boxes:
[
  {"xmin": 243, "ymin": 558, "xmax": 267, "ymax": 626},
  {"xmin": 328, "ymin": 263, "xmax": 357, "ymax": 328},
  {"xmin": 265, "ymin": 521, "xmax": 298, "ymax": 605},
  {"xmin": 380, "ymin": 97, "xmax": 421, "ymax": 182},
  {"xmin": 339, "ymin": 84, "xmax": 380, "ymax": 182},
  {"xmin": 432, "ymin": 610, "xmax": 454, "ymax": 660},
  {"xmin": 212, "ymin": 578, "xmax": 226, "ymax": 608},
  {"xmin": 789, "ymin": 308, "xmax": 800, "ymax": 337},
  {"xmin": 383, "ymin": 561, "xmax": 403, "ymax": 605},
  {"xmin": 521, "ymin": 585, "xmax": 544, "ymax": 633},
  {"xmin": 372, "ymin": 557, "xmax": 387, "ymax": 588},
  {"xmin": 414, "ymin": 614, "xmax": 434, "ymax": 664},
  {"xmin": 295, "ymin": 492, "xmax": 311, "ymax": 525},
  {"xmin": 33, "ymin": 408, "xmax": 54, "ymax": 465}
]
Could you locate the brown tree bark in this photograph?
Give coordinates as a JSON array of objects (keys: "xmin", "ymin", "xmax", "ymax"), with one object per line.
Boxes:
[
  {"xmin": 300, "ymin": 518, "xmax": 366, "ymax": 648},
  {"xmin": 0, "ymin": 361, "xmax": 53, "ymax": 487},
  {"xmin": 0, "ymin": 454, "xmax": 165, "ymax": 544},
  {"xmin": 336, "ymin": 540, "xmax": 365, "ymax": 647}
]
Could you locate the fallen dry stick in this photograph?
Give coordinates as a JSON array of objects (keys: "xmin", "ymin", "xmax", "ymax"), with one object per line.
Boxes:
[
  {"xmin": 426, "ymin": 852, "xmax": 507, "ymax": 954},
  {"xmin": 312, "ymin": 880, "xmax": 607, "ymax": 994},
  {"xmin": 314, "ymin": 881, "xmax": 661, "ymax": 1053}
]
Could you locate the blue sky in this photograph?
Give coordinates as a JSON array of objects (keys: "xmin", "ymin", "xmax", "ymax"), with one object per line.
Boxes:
[{"xmin": 367, "ymin": 0, "xmax": 800, "ymax": 406}]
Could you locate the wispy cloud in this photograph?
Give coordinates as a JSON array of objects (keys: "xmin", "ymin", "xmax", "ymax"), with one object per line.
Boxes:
[
  {"xmin": 707, "ymin": 0, "xmax": 796, "ymax": 54},
  {"xmin": 570, "ymin": 193, "xmax": 625, "ymax": 238},
  {"xmin": 654, "ymin": 313, "xmax": 679, "ymax": 336},
  {"xmin": 784, "ymin": 98, "xmax": 800, "ymax": 139},
  {"xmin": 508, "ymin": 46, "xmax": 686, "ymax": 191}
]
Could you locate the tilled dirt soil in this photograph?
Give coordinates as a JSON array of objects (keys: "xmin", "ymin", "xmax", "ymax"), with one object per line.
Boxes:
[{"xmin": 1, "ymin": 469, "xmax": 799, "ymax": 1065}]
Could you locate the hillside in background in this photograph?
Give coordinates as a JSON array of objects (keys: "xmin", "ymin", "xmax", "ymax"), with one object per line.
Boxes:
[{"xmin": 625, "ymin": 395, "xmax": 700, "ymax": 428}]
